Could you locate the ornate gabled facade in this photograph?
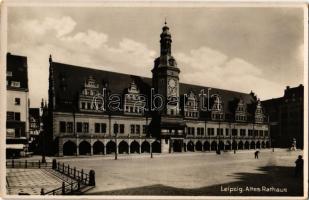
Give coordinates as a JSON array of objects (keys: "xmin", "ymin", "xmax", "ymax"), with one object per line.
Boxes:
[{"xmin": 47, "ymin": 22, "xmax": 270, "ymax": 156}]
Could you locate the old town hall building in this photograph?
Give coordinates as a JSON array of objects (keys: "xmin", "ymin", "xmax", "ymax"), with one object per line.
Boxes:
[{"xmin": 47, "ymin": 23, "xmax": 270, "ymax": 156}]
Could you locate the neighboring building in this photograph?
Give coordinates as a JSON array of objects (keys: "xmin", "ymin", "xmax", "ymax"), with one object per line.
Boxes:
[
  {"xmin": 47, "ymin": 23, "xmax": 270, "ymax": 156},
  {"xmin": 262, "ymin": 85, "xmax": 304, "ymax": 149},
  {"xmin": 28, "ymin": 107, "xmax": 41, "ymax": 153},
  {"xmin": 6, "ymin": 53, "xmax": 29, "ymax": 157}
]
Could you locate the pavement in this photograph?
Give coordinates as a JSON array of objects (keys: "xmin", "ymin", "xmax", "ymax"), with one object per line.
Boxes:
[
  {"xmin": 6, "ymin": 149, "xmax": 304, "ymax": 196},
  {"xmin": 59, "ymin": 148, "xmax": 303, "ymax": 196},
  {"xmin": 6, "ymin": 168, "xmax": 65, "ymax": 195}
]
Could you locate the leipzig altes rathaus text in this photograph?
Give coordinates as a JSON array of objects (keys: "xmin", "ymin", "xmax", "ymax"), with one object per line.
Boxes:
[{"xmin": 47, "ymin": 23, "xmax": 271, "ymax": 156}]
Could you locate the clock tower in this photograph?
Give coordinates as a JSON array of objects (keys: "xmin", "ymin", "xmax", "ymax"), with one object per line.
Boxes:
[{"xmin": 152, "ymin": 21, "xmax": 180, "ymax": 116}]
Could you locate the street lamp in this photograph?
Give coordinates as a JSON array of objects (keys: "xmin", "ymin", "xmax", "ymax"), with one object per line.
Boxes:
[{"xmin": 114, "ymin": 122, "xmax": 118, "ymax": 160}]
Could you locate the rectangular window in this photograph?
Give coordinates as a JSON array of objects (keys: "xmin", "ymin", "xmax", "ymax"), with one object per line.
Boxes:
[
  {"xmin": 14, "ymin": 112, "xmax": 20, "ymax": 121},
  {"xmin": 225, "ymin": 128, "xmax": 229, "ymax": 136},
  {"xmin": 7, "ymin": 112, "xmax": 14, "ymax": 121},
  {"xmin": 259, "ymin": 130, "xmax": 264, "ymax": 137},
  {"xmin": 120, "ymin": 124, "xmax": 125, "ymax": 133},
  {"xmin": 81, "ymin": 102, "xmax": 85, "ymax": 109},
  {"xmin": 76, "ymin": 122, "xmax": 83, "ymax": 133},
  {"xmin": 59, "ymin": 121, "xmax": 66, "ymax": 133},
  {"xmin": 248, "ymin": 130, "xmax": 253, "ymax": 136},
  {"xmin": 83, "ymin": 123, "xmax": 89, "ymax": 133},
  {"xmin": 7, "ymin": 71, "xmax": 12, "ymax": 77},
  {"xmin": 15, "ymin": 98, "xmax": 20, "ymax": 105},
  {"xmin": 240, "ymin": 129, "xmax": 246, "ymax": 136},
  {"xmin": 101, "ymin": 123, "xmax": 106, "ymax": 133},
  {"xmin": 95, "ymin": 123, "xmax": 101, "ymax": 133},
  {"xmin": 217, "ymin": 128, "xmax": 223, "ymax": 136},
  {"xmin": 254, "ymin": 130, "xmax": 258, "ymax": 137},
  {"xmin": 201, "ymin": 128, "xmax": 204, "ymax": 135},
  {"xmin": 11, "ymin": 81, "xmax": 20, "ymax": 87},
  {"xmin": 130, "ymin": 125, "xmax": 135, "ymax": 134},
  {"xmin": 136, "ymin": 125, "xmax": 140, "ymax": 134},
  {"xmin": 232, "ymin": 129, "xmax": 237, "ymax": 136},
  {"xmin": 67, "ymin": 122, "xmax": 73, "ymax": 133},
  {"xmin": 207, "ymin": 128, "xmax": 214, "ymax": 136},
  {"xmin": 143, "ymin": 125, "xmax": 147, "ymax": 134}
]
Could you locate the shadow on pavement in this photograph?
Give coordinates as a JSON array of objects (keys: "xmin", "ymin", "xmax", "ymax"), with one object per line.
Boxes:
[{"xmin": 87, "ymin": 165, "xmax": 303, "ymax": 196}]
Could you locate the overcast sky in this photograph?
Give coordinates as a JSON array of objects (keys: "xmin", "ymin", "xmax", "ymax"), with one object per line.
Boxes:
[{"xmin": 7, "ymin": 6, "xmax": 304, "ymax": 107}]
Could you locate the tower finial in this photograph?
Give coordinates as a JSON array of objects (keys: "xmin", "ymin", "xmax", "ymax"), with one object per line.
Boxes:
[
  {"xmin": 164, "ymin": 17, "xmax": 167, "ymax": 25},
  {"xmin": 49, "ymin": 54, "xmax": 52, "ymax": 63}
]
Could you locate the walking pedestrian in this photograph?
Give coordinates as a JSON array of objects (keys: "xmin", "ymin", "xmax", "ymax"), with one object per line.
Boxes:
[
  {"xmin": 254, "ymin": 150, "xmax": 260, "ymax": 159},
  {"xmin": 294, "ymin": 155, "xmax": 303, "ymax": 178}
]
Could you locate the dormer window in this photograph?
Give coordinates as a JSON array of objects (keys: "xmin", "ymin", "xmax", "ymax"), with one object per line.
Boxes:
[
  {"xmin": 255, "ymin": 100, "xmax": 264, "ymax": 123},
  {"xmin": 124, "ymin": 80, "xmax": 145, "ymax": 115},
  {"xmin": 184, "ymin": 91, "xmax": 199, "ymax": 118},
  {"xmin": 211, "ymin": 95, "xmax": 224, "ymax": 120},
  {"xmin": 235, "ymin": 99, "xmax": 247, "ymax": 122}
]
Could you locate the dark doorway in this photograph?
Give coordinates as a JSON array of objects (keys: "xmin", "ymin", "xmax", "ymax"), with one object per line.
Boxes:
[
  {"xmin": 173, "ymin": 140, "xmax": 182, "ymax": 152},
  {"xmin": 119, "ymin": 141, "xmax": 129, "ymax": 154},
  {"xmin": 203, "ymin": 141, "xmax": 210, "ymax": 151},
  {"xmin": 79, "ymin": 141, "xmax": 91, "ymax": 155},
  {"xmin": 93, "ymin": 141, "xmax": 104, "ymax": 155},
  {"xmin": 130, "ymin": 141, "xmax": 140, "ymax": 153},
  {"xmin": 245, "ymin": 141, "xmax": 250, "ymax": 149},
  {"xmin": 152, "ymin": 141, "xmax": 161, "ymax": 153},
  {"xmin": 211, "ymin": 141, "xmax": 217, "ymax": 151},
  {"xmin": 141, "ymin": 141, "xmax": 150, "ymax": 153},
  {"xmin": 63, "ymin": 141, "xmax": 76, "ymax": 156},
  {"xmin": 106, "ymin": 141, "xmax": 116, "ymax": 154},
  {"xmin": 238, "ymin": 141, "xmax": 244, "ymax": 150},
  {"xmin": 250, "ymin": 141, "xmax": 256, "ymax": 149},
  {"xmin": 195, "ymin": 141, "xmax": 202, "ymax": 151},
  {"xmin": 187, "ymin": 141, "xmax": 194, "ymax": 152}
]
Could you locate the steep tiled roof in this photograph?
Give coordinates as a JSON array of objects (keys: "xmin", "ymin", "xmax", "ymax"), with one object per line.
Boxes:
[{"xmin": 51, "ymin": 61, "xmax": 257, "ymax": 118}]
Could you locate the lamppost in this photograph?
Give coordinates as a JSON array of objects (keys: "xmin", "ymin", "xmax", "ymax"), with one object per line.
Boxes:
[{"xmin": 114, "ymin": 122, "xmax": 118, "ymax": 160}]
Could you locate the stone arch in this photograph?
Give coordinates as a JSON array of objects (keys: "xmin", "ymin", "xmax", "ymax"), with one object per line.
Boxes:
[
  {"xmin": 187, "ymin": 141, "xmax": 194, "ymax": 152},
  {"xmin": 203, "ymin": 141, "xmax": 210, "ymax": 151},
  {"xmin": 79, "ymin": 140, "xmax": 91, "ymax": 155},
  {"xmin": 152, "ymin": 140, "xmax": 161, "ymax": 153},
  {"xmin": 63, "ymin": 140, "xmax": 76, "ymax": 156},
  {"xmin": 93, "ymin": 140, "xmax": 104, "ymax": 155},
  {"xmin": 250, "ymin": 141, "xmax": 256, "ymax": 149},
  {"xmin": 219, "ymin": 141, "xmax": 225, "ymax": 150},
  {"xmin": 238, "ymin": 141, "xmax": 244, "ymax": 150},
  {"xmin": 225, "ymin": 140, "xmax": 231, "ymax": 150},
  {"xmin": 195, "ymin": 141, "xmax": 203, "ymax": 151},
  {"xmin": 173, "ymin": 140, "xmax": 182, "ymax": 152},
  {"xmin": 130, "ymin": 140, "xmax": 140, "ymax": 153},
  {"xmin": 106, "ymin": 140, "xmax": 116, "ymax": 154},
  {"xmin": 261, "ymin": 141, "xmax": 265, "ymax": 148},
  {"xmin": 119, "ymin": 140, "xmax": 129, "ymax": 154},
  {"xmin": 256, "ymin": 141, "xmax": 261, "ymax": 149},
  {"xmin": 211, "ymin": 141, "xmax": 217, "ymax": 151},
  {"xmin": 244, "ymin": 141, "xmax": 250, "ymax": 150},
  {"xmin": 141, "ymin": 141, "xmax": 150, "ymax": 153},
  {"xmin": 266, "ymin": 141, "xmax": 270, "ymax": 148}
]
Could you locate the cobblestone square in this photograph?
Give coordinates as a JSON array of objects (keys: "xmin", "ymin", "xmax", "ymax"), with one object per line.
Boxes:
[{"xmin": 57, "ymin": 149, "xmax": 304, "ymax": 196}]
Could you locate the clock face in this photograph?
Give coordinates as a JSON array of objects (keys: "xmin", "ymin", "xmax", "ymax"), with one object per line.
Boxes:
[
  {"xmin": 168, "ymin": 79, "xmax": 176, "ymax": 88},
  {"xmin": 168, "ymin": 78, "xmax": 177, "ymax": 96}
]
